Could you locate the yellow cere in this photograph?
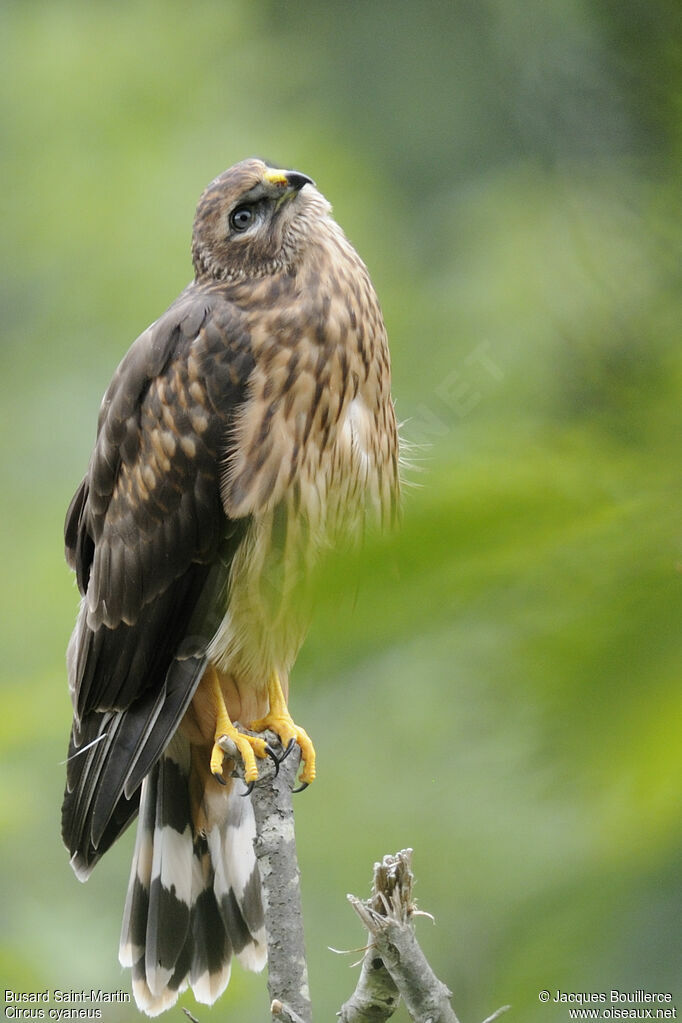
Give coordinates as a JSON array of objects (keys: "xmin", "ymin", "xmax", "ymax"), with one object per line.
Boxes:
[{"xmin": 264, "ymin": 169, "xmax": 289, "ymax": 186}]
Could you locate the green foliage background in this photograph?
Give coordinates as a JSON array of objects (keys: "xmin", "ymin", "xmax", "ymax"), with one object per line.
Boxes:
[{"xmin": 1, "ymin": 1, "xmax": 680, "ymax": 1020}]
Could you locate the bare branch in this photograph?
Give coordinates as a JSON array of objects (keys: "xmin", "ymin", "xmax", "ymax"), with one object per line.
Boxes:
[
  {"xmin": 248, "ymin": 736, "xmax": 313, "ymax": 1023},
  {"xmin": 345, "ymin": 850, "xmax": 461, "ymax": 1023},
  {"xmin": 238, "ymin": 747, "xmax": 504, "ymax": 1023},
  {"xmin": 338, "ymin": 851, "xmax": 412, "ymax": 1022},
  {"xmin": 337, "ymin": 947, "xmax": 400, "ymax": 1023}
]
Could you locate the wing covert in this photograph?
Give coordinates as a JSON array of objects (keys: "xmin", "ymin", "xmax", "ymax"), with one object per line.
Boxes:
[{"xmin": 62, "ymin": 288, "xmax": 254, "ymax": 874}]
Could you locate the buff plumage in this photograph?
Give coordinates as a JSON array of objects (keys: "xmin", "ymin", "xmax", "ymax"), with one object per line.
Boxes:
[{"xmin": 62, "ymin": 158, "xmax": 399, "ymax": 1014}]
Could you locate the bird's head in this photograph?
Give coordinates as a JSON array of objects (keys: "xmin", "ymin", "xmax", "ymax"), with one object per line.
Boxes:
[{"xmin": 191, "ymin": 158, "xmax": 330, "ymax": 282}]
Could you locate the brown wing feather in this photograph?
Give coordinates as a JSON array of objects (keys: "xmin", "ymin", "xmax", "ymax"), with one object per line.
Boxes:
[{"xmin": 62, "ymin": 287, "xmax": 254, "ymax": 875}]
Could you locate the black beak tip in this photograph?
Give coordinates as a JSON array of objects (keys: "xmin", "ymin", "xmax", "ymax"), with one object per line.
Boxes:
[{"xmin": 287, "ymin": 171, "xmax": 315, "ymax": 191}]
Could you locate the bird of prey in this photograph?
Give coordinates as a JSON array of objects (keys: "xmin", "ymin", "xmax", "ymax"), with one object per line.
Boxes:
[{"xmin": 62, "ymin": 158, "xmax": 399, "ymax": 1015}]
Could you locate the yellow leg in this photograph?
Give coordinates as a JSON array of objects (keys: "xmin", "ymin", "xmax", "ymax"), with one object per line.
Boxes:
[
  {"xmin": 206, "ymin": 665, "xmax": 268, "ymax": 785},
  {"xmin": 250, "ymin": 673, "xmax": 316, "ymax": 786}
]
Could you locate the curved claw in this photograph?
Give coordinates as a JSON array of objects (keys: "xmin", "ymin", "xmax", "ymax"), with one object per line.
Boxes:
[
  {"xmin": 212, "ymin": 771, "xmax": 227, "ymax": 787},
  {"xmin": 264, "ymin": 736, "xmax": 298, "ymax": 777},
  {"xmin": 281, "ymin": 737, "xmax": 298, "ymax": 763},
  {"xmin": 240, "ymin": 779, "xmax": 255, "ymax": 797},
  {"xmin": 292, "ymin": 781, "xmax": 309, "ymax": 794},
  {"xmin": 265, "ymin": 744, "xmax": 281, "ymax": 776}
]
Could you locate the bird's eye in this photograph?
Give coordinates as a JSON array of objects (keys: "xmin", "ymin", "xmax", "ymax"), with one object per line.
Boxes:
[{"xmin": 230, "ymin": 206, "xmax": 254, "ymax": 232}]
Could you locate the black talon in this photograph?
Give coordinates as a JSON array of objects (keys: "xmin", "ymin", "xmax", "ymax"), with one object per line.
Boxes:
[
  {"xmin": 265, "ymin": 744, "xmax": 281, "ymax": 776},
  {"xmin": 281, "ymin": 737, "xmax": 297, "ymax": 762},
  {"xmin": 240, "ymin": 779, "xmax": 255, "ymax": 797},
  {"xmin": 213, "ymin": 771, "xmax": 227, "ymax": 787},
  {"xmin": 292, "ymin": 781, "xmax": 309, "ymax": 794}
]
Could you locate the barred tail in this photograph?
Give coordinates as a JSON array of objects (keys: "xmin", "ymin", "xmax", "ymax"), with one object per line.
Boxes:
[{"xmin": 118, "ymin": 734, "xmax": 266, "ymax": 1016}]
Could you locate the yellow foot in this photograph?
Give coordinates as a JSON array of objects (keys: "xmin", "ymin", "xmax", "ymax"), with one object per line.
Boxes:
[
  {"xmin": 210, "ymin": 728, "xmax": 269, "ymax": 789},
  {"xmin": 205, "ymin": 665, "xmax": 268, "ymax": 788},
  {"xmin": 249, "ymin": 673, "xmax": 316, "ymax": 788}
]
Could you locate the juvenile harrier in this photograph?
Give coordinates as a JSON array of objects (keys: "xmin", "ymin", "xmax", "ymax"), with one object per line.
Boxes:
[{"xmin": 62, "ymin": 158, "xmax": 399, "ymax": 1014}]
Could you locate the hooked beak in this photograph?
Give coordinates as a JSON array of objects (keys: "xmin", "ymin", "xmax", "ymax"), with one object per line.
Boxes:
[{"xmin": 263, "ymin": 167, "xmax": 315, "ymax": 200}]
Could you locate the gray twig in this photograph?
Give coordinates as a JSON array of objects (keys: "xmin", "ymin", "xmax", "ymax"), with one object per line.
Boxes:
[
  {"xmin": 337, "ymin": 852, "xmax": 408, "ymax": 1022},
  {"xmin": 344, "ymin": 850, "xmax": 460, "ymax": 1023},
  {"xmin": 337, "ymin": 945, "xmax": 400, "ymax": 1023},
  {"xmin": 247, "ymin": 735, "xmax": 313, "ymax": 1023},
  {"xmin": 480, "ymin": 1007, "xmax": 511, "ymax": 1023}
]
